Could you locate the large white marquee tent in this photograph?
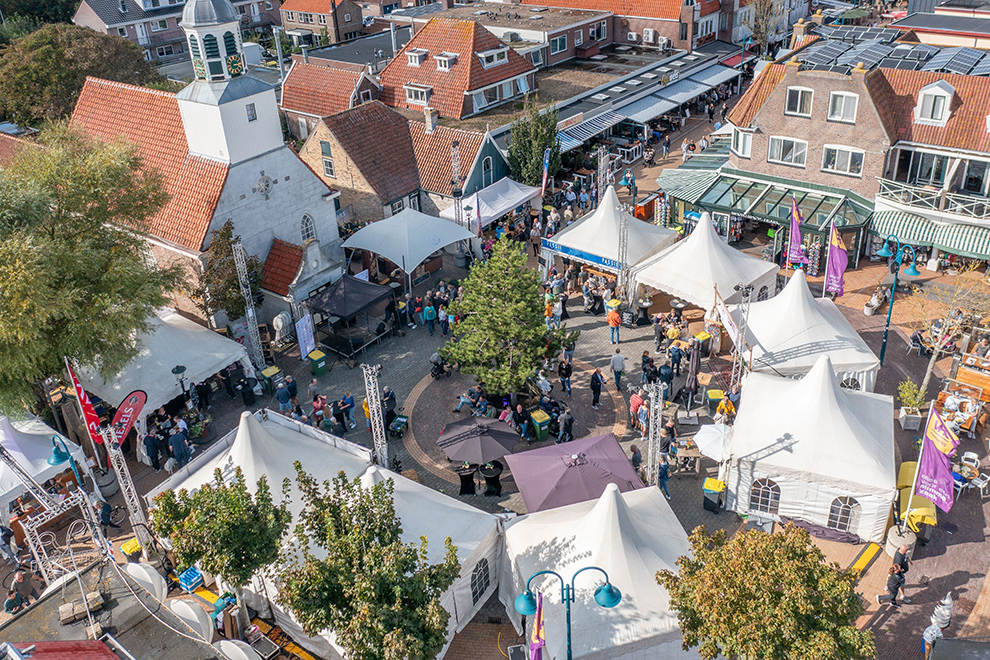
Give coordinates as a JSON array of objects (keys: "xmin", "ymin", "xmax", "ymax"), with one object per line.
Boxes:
[
  {"xmin": 731, "ymin": 270, "xmax": 880, "ymax": 391},
  {"xmin": 500, "ymin": 484, "xmax": 699, "ymax": 660},
  {"xmin": 541, "ymin": 186, "xmax": 678, "ymax": 273},
  {"xmin": 722, "ymin": 356, "xmax": 896, "ymax": 543},
  {"xmin": 149, "ymin": 411, "xmax": 500, "ymax": 660},
  {"xmin": 0, "ymin": 416, "xmax": 90, "ymax": 514},
  {"xmin": 440, "ymin": 177, "xmax": 541, "ymax": 230},
  {"xmin": 342, "ymin": 208, "xmax": 474, "ymax": 275},
  {"xmin": 630, "ymin": 212, "xmax": 779, "ymax": 308}
]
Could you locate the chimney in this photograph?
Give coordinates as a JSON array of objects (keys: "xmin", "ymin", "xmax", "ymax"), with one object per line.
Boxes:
[
  {"xmin": 390, "ymin": 21, "xmax": 398, "ymax": 56},
  {"xmin": 791, "ymin": 18, "xmax": 808, "ymax": 48},
  {"xmin": 424, "ymin": 107, "xmax": 439, "ymax": 134},
  {"xmin": 302, "ymin": 46, "xmax": 309, "ymax": 63},
  {"xmin": 851, "ymin": 61, "xmax": 868, "ymax": 85},
  {"xmin": 811, "ymin": 9, "xmax": 825, "ymax": 25}
]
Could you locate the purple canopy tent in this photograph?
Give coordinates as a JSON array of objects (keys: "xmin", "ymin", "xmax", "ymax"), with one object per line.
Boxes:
[{"xmin": 504, "ymin": 433, "xmax": 644, "ymax": 513}]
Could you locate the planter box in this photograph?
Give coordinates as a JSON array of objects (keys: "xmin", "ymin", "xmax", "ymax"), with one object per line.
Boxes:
[{"xmin": 899, "ymin": 407, "xmax": 923, "ymax": 431}]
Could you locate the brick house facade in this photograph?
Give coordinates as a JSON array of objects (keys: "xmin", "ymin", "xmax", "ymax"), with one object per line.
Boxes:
[{"xmin": 280, "ymin": 0, "xmax": 364, "ymax": 45}]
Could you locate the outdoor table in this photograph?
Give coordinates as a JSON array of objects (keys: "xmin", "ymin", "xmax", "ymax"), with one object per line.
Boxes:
[
  {"xmin": 480, "ymin": 460, "xmax": 504, "ymax": 496},
  {"xmin": 635, "ymin": 299, "xmax": 652, "ymax": 326},
  {"xmin": 673, "ymin": 444, "xmax": 703, "ymax": 475},
  {"xmin": 455, "ymin": 464, "xmax": 479, "ymax": 496},
  {"xmin": 671, "ymin": 299, "xmax": 688, "ymax": 319}
]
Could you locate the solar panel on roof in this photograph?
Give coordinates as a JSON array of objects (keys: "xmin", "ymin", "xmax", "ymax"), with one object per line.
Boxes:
[
  {"xmin": 895, "ymin": 59, "xmax": 921, "ymax": 70},
  {"xmin": 906, "ymin": 44, "xmax": 939, "ymax": 61},
  {"xmin": 921, "ymin": 47, "xmax": 958, "ymax": 71},
  {"xmin": 970, "ymin": 56, "xmax": 990, "ymax": 75}
]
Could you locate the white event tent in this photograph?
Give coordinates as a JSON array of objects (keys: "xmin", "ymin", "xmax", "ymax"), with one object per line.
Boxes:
[
  {"xmin": 0, "ymin": 416, "xmax": 90, "ymax": 514},
  {"xmin": 77, "ymin": 310, "xmax": 253, "ymax": 415},
  {"xmin": 630, "ymin": 212, "xmax": 779, "ymax": 308},
  {"xmin": 342, "ymin": 208, "xmax": 474, "ymax": 276},
  {"xmin": 722, "ymin": 356, "xmax": 896, "ymax": 543},
  {"xmin": 541, "ymin": 186, "xmax": 678, "ymax": 273},
  {"xmin": 732, "ymin": 270, "xmax": 880, "ymax": 391},
  {"xmin": 441, "ymin": 177, "xmax": 541, "ymax": 230},
  {"xmin": 148, "ymin": 411, "xmax": 500, "ymax": 660},
  {"xmin": 500, "ymin": 484, "xmax": 699, "ymax": 660}
]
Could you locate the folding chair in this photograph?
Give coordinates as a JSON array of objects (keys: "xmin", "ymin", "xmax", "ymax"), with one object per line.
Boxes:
[
  {"xmin": 962, "ymin": 452, "xmax": 981, "ymax": 469},
  {"xmin": 968, "ymin": 473, "xmax": 990, "ymax": 499}
]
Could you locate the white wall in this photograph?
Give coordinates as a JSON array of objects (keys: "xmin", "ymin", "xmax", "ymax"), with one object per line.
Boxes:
[{"xmin": 178, "ymin": 87, "xmax": 283, "ymax": 165}]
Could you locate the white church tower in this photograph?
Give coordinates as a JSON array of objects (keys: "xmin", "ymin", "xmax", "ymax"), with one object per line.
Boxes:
[{"xmin": 177, "ymin": 0, "xmax": 283, "ymax": 164}]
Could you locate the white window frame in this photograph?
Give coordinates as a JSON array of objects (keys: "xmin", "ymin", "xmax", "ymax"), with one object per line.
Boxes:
[
  {"xmin": 246, "ymin": 103, "xmax": 257, "ymax": 122},
  {"xmin": 479, "ymin": 47, "xmax": 508, "ymax": 68},
  {"xmin": 118, "ymin": 27, "xmax": 128, "ymax": 36},
  {"xmin": 390, "ymin": 199, "xmax": 405, "ymax": 215},
  {"xmin": 344, "ymin": 12, "xmax": 351, "ymax": 21},
  {"xmin": 409, "ymin": 193, "xmax": 419, "ymax": 211},
  {"xmin": 483, "ymin": 86, "xmax": 500, "ymax": 105},
  {"xmin": 821, "ymin": 144, "xmax": 865, "ymax": 177},
  {"xmin": 150, "ymin": 18, "xmax": 168, "ymax": 31},
  {"xmin": 318, "ymin": 14, "xmax": 327, "ymax": 24},
  {"xmin": 156, "ymin": 44, "xmax": 174, "ymax": 57},
  {"xmin": 784, "ymin": 86, "xmax": 813, "ymax": 117},
  {"xmin": 404, "ymin": 84, "xmax": 430, "ymax": 105},
  {"xmin": 530, "ymin": 49, "xmax": 543, "ymax": 66},
  {"xmin": 920, "ymin": 93, "xmax": 947, "ymax": 122},
  {"xmin": 322, "ymin": 158, "xmax": 335, "ymax": 178},
  {"xmin": 285, "ymin": 10, "xmax": 295, "ymax": 21},
  {"xmin": 301, "ymin": 214, "xmax": 317, "ymax": 242},
  {"xmin": 359, "ymin": 88, "xmax": 373, "ymax": 103},
  {"xmin": 828, "ymin": 92, "xmax": 858, "ymax": 123},
  {"xmin": 731, "ymin": 128, "xmax": 752, "ymax": 158},
  {"xmin": 265, "ymin": 0, "xmax": 273, "ymax": 9},
  {"xmin": 574, "ymin": 29, "xmax": 583, "ymax": 46},
  {"xmin": 550, "ymin": 35, "xmax": 567, "ymax": 55},
  {"xmin": 251, "ymin": 3, "xmax": 260, "ymax": 16},
  {"xmin": 768, "ymin": 136, "xmax": 808, "ymax": 167},
  {"xmin": 407, "ymin": 48, "xmax": 427, "ymax": 66}
]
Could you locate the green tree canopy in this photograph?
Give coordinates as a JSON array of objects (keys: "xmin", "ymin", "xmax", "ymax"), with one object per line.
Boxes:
[
  {"xmin": 277, "ymin": 465, "xmax": 460, "ymax": 660},
  {"xmin": 442, "ymin": 239, "xmax": 576, "ymax": 394},
  {"xmin": 0, "ymin": 0, "xmax": 79, "ymax": 24},
  {"xmin": 657, "ymin": 524, "xmax": 875, "ymax": 660},
  {"xmin": 0, "ymin": 14, "xmax": 38, "ymax": 47},
  {"xmin": 151, "ymin": 466, "xmax": 291, "ymax": 627},
  {"xmin": 0, "ymin": 123, "xmax": 183, "ymax": 409},
  {"xmin": 0, "ymin": 23, "xmax": 165, "ymax": 125},
  {"xmin": 192, "ymin": 219, "xmax": 264, "ymax": 321},
  {"xmin": 507, "ymin": 95, "xmax": 561, "ymax": 189}
]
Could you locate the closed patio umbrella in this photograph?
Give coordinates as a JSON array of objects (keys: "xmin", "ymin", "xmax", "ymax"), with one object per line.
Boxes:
[
  {"xmin": 437, "ymin": 417, "xmax": 519, "ymax": 465},
  {"xmin": 684, "ymin": 337, "xmax": 702, "ymax": 409}
]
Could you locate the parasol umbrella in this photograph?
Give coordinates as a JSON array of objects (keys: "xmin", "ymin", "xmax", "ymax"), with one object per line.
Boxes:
[
  {"xmin": 692, "ymin": 424, "xmax": 729, "ymax": 461},
  {"xmin": 684, "ymin": 337, "xmax": 702, "ymax": 409},
  {"xmin": 437, "ymin": 417, "xmax": 519, "ymax": 464}
]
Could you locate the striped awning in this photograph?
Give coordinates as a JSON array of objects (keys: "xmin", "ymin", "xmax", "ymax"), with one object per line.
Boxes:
[
  {"xmin": 564, "ymin": 110, "xmax": 627, "ymax": 143},
  {"xmin": 689, "ymin": 64, "xmax": 743, "ymax": 88},
  {"xmin": 933, "ymin": 223, "xmax": 990, "ymax": 259},
  {"xmin": 867, "ymin": 210, "xmax": 936, "ymax": 247},
  {"xmin": 655, "ymin": 168, "xmax": 720, "ymax": 204},
  {"xmin": 556, "ymin": 131, "xmax": 583, "ymax": 153},
  {"xmin": 617, "ymin": 94, "xmax": 678, "ymax": 124}
]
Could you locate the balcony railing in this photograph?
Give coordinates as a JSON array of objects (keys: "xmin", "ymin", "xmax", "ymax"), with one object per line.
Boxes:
[
  {"xmin": 878, "ymin": 178, "xmax": 990, "ymax": 220},
  {"xmin": 945, "ymin": 191, "xmax": 990, "ymax": 220}
]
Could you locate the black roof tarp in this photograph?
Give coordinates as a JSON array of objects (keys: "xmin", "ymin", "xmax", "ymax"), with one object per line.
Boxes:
[{"xmin": 304, "ymin": 274, "xmax": 393, "ymax": 322}]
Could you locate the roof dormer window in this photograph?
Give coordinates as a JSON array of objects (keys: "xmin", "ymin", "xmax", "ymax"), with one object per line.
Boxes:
[
  {"xmin": 914, "ymin": 80, "xmax": 954, "ymax": 127},
  {"xmin": 407, "ymin": 48, "xmax": 428, "ymax": 67},
  {"xmin": 478, "ymin": 47, "xmax": 509, "ymax": 68},
  {"xmin": 436, "ymin": 52, "xmax": 458, "ymax": 71}
]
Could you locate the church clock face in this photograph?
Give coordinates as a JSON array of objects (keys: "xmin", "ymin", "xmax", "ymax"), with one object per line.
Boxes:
[
  {"xmin": 192, "ymin": 58, "xmax": 206, "ymax": 79},
  {"xmin": 226, "ymin": 54, "xmax": 244, "ymax": 76}
]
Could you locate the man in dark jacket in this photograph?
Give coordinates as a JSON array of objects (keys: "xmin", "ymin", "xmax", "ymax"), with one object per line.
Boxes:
[
  {"xmin": 590, "ymin": 368, "xmax": 604, "ymax": 410},
  {"xmin": 557, "ymin": 358, "xmax": 572, "ymax": 396},
  {"xmin": 512, "ymin": 404, "xmax": 530, "ymax": 442},
  {"xmin": 657, "ymin": 359, "xmax": 674, "ymax": 401},
  {"xmin": 383, "ymin": 387, "xmax": 397, "ymax": 428},
  {"xmin": 557, "ymin": 407, "xmax": 574, "ymax": 443},
  {"xmin": 668, "ymin": 345, "xmax": 684, "ymax": 377},
  {"xmin": 143, "ymin": 432, "xmax": 162, "ymax": 471}
]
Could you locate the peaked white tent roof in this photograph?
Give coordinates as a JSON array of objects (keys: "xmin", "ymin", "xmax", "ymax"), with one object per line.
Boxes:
[
  {"xmin": 500, "ymin": 484, "xmax": 698, "ymax": 660},
  {"xmin": 77, "ymin": 310, "xmax": 251, "ymax": 414},
  {"xmin": 342, "ymin": 208, "xmax": 474, "ymax": 273},
  {"xmin": 441, "ymin": 177, "xmax": 541, "ymax": 229},
  {"xmin": 733, "ymin": 270, "xmax": 880, "ymax": 391},
  {"xmin": 722, "ymin": 356, "xmax": 896, "ymax": 542},
  {"xmin": 0, "ymin": 417, "xmax": 90, "ymax": 514},
  {"xmin": 630, "ymin": 212, "xmax": 779, "ymax": 308},
  {"xmin": 542, "ymin": 186, "xmax": 678, "ymax": 272}
]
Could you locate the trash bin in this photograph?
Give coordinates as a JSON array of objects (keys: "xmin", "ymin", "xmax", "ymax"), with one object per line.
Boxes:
[
  {"xmin": 530, "ymin": 409, "xmax": 550, "ymax": 444},
  {"xmin": 309, "ymin": 350, "xmax": 327, "ymax": 377},
  {"xmin": 236, "ymin": 378, "xmax": 257, "ymax": 406},
  {"xmin": 706, "ymin": 389, "xmax": 724, "ymax": 415},
  {"xmin": 694, "ymin": 331, "xmax": 712, "ymax": 356},
  {"xmin": 261, "ymin": 365, "xmax": 282, "ymax": 395},
  {"xmin": 703, "ymin": 478, "xmax": 725, "ymax": 513},
  {"xmin": 121, "ymin": 537, "xmax": 142, "ymax": 563}
]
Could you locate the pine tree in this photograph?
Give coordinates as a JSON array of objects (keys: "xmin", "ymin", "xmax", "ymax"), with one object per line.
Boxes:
[
  {"xmin": 441, "ymin": 240, "xmax": 576, "ymax": 394},
  {"xmin": 507, "ymin": 95, "xmax": 562, "ymax": 188}
]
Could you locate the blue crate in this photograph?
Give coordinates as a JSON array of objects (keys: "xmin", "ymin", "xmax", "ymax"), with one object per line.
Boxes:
[{"xmin": 178, "ymin": 566, "xmax": 204, "ymax": 592}]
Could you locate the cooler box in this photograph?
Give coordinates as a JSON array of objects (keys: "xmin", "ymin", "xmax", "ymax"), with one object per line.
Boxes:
[
  {"xmin": 530, "ymin": 409, "xmax": 550, "ymax": 444},
  {"xmin": 178, "ymin": 566, "xmax": 204, "ymax": 592},
  {"xmin": 260, "ymin": 366, "xmax": 282, "ymax": 395},
  {"xmin": 703, "ymin": 478, "xmax": 725, "ymax": 513},
  {"xmin": 309, "ymin": 350, "xmax": 327, "ymax": 377},
  {"xmin": 120, "ymin": 537, "xmax": 142, "ymax": 563},
  {"xmin": 695, "ymin": 331, "xmax": 712, "ymax": 356}
]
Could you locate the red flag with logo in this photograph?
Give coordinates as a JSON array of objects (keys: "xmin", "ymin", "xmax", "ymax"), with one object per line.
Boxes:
[
  {"xmin": 65, "ymin": 357, "xmax": 104, "ymax": 445},
  {"xmin": 111, "ymin": 390, "xmax": 147, "ymax": 446}
]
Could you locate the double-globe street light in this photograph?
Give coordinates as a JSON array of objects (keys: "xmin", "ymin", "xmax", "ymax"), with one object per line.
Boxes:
[
  {"xmin": 876, "ymin": 233, "xmax": 922, "ymax": 365},
  {"xmin": 514, "ymin": 566, "xmax": 622, "ymax": 660}
]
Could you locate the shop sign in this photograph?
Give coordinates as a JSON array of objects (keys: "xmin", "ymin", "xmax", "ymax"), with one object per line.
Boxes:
[
  {"xmin": 557, "ymin": 113, "xmax": 585, "ymax": 131},
  {"xmin": 542, "ymin": 238, "xmax": 619, "ymax": 270}
]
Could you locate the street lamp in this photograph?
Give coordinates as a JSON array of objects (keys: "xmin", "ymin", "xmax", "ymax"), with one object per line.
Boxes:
[
  {"xmin": 172, "ymin": 364, "xmax": 188, "ymax": 401},
  {"xmin": 877, "ymin": 234, "xmax": 921, "ymax": 365},
  {"xmin": 47, "ymin": 436, "xmax": 83, "ymax": 489},
  {"xmin": 514, "ymin": 567, "xmax": 622, "ymax": 660}
]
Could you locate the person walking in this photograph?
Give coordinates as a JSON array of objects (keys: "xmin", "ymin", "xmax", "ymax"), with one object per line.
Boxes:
[
  {"xmin": 557, "ymin": 407, "xmax": 574, "ymax": 443},
  {"xmin": 657, "ymin": 456, "xmax": 671, "ymax": 499},
  {"xmin": 551, "ymin": 297, "xmax": 562, "ymax": 329},
  {"xmin": 438, "ymin": 305, "xmax": 449, "ymax": 337},
  {"xmin": 610, "ymin": 348, "xmax": 626, "ymax": 391},
  {"xmin": 285, "ymin": 375, "xmax": 298, "ymax": 407},
  {"xmin": 530, "ymin": 223, "xmax": 542, "ymax": 257},
  {"xmin": 661, "ymin": 134, "xmax": 670, "ymax": 160},
  {"xmin": 557, "ymin": 356, "xmax": 572, "ymax": 396},
  {"xmin": 720, "ymin": 101, "xmax": 728, "ymax": 122},
  {"xmin": 341, "ymin": 390, "xmax": 356, "ymax": 428},
  {"xmin": 707, "ymin": 102, "xmax": 715, "ymax": 123},
  {"xmin": 590, "ymin": 368, "xmax": 604, "ymax": 410},
  {"xmin": 657, "ymin": 359, "xmax": 674, "ymax": 401},
  {"xmin": 640, "ymin": 350, "xmax": 651, "ymax": 384},
  {"xmin": 630, "ymin": 445, "xmax": 643, "ymax": 476},
  {"xmin": 606, "ymin": 306, "xmax": 622, "ymax": 344},
  {"xmin": 893, "ymin": 545, "xmax": 913, "ymax": 603},
  {"xmin": 423, "ymin": 301, "xmax": 437, "ymax": 336},
  {"xmin": 307, "ymin": 378, "xmax": 320, "ymax": 404},
  {"xmin": 877, "ymin": 565, "xmax": 906, "ymax": 608},
  {"xmin": 668, "ymin": 344, "xmax": 684, "ymax": 377}
]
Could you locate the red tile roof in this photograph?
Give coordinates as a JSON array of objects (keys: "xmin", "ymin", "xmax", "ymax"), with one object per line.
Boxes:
[
  {"xmin": 379, "ymin": 18, "xmax": 536, "ymax": 119},
  {"xmin": 71, "ymin": 78, "xmax": 228, "ymax": 252},
  {"xmin": 868, "ymin": 68, "xmax": 990, "ymax": 152},
  {"xmin": 11, "ymin": 641, "xmax": 119, "ymax": 660},
  {"xmin": 280, "ymin": 0, "xmax": 336, "ymax": 13},
  {"xmin": 727, "ymin": 63, "xmax": 786, "ymax": 128},
  {"xmin": 261, "ymin": 238, "xmax": 304, "ymax": 296},
  {"xmin": 792, "ymin": 33, "xmax": 820, "ymax": 49},
  {"xmin": 281, "ymin": 63, "xmax": 363, "ymax": 117},
  {"xmin": 519, "ymin": 0, "xmax": 682, "ymax": 19},
  {"xmin": 407, "ymin": 121, "xmax": 485, "ymax": 196},
  {"xmin": 323, "ymin": 101, "xmax": 420, "ymax": 202}
]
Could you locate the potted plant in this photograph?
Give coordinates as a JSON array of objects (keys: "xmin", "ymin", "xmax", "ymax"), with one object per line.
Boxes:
[{"xmin": 897, "ymin": 379, "xmax": 926, "ymax": 431}]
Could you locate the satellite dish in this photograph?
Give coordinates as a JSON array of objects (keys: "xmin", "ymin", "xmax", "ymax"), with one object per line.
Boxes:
[
  {"xmin": 215, "ymin": 639, "xmax": 262, "ymax": 660},
  {"xmin": 124, "ymin": 562, "xmax": 167, "ymax": 602},
  {"xmin": 167, "ymin": 598, "xmax": 215, "ymax": 641}
]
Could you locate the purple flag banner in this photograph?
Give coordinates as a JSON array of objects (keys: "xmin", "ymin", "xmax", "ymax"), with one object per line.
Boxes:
[
  {"xmin": 530, "ymin": 592, "xmax": 545, "ymax": 660},
  {"xmin": 824, "ymin": 224, "xmax": 849, "ymax": 296},
  {"xmin": 787, "ymin": 197, "xmax": 809, "ymax": 265},
  {"xmin": 915, "ymin": 408, "xmax": 960, "ymax": 513}
]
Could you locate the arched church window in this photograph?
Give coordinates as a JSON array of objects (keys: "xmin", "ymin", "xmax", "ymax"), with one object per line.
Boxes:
[
  {"xmin": 301, "ymin": 214, "xmax": 316, "ymax": 243},
  {"xmin": 223, "ymin": 31, "xmax": 237, "ymax": 56},
  {"xmin": 189, "ymin": 34, "xmax": 201, "ymax": 58},
  {"xmin": 203, "ymin": 34, "xmax": 220, "ymax": 58}
]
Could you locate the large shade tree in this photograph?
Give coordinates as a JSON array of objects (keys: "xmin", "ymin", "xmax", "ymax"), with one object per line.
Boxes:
[
  {"xmin": 0, "ymin": 124, "xmax": 183, "ymax": 409},
  {"xmin": 278, "ymin": 466, "xmax": 460, "ymax": 660},
  {"xmin": 507, "ymin": 95, "xmax": 561, "ymax": 189},
  {"xmin": 441, "ymin": 239, "xmax": 576, "ymax": 394},
  {"xmin": 657, "ymin": 524, "xmax": 875, "ymax": 660}
]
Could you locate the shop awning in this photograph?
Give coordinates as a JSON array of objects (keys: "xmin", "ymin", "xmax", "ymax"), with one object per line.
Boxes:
[
  {"xmin": 655, "ymin": 168, "xmax": 720, "ymax": 203},
  {"xmin": 933, "ymin": 222, "xmax": 990, "ymax": 259},
  {"xmin": 868, "ymin": 210, "xmax": 936, "ymax": 247},
  {"xmin": 556, "ymin": 131, "xmax": 583, "ymax": 153},
  {"xmin": 721, "ymin": 52, "xmax": 757, "ymax": 68},
  {"xmin": 689, "ymin": 64, "xmax": 743, "ymax": 88},
  {"xmin": 564, "ymin": 110, "xmax": 627, "ymax": 143},
  {"xmin": 656, "ymin": 79, "xmax": 710, "ymax": 106},
  {"xmin": 617, "ymin": 94, "xmax": 678, "ymax": 124}
]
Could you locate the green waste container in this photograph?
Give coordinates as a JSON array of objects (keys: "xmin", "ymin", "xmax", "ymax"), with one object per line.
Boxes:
[
  {"xmin": 530, "ymin": 409, "xmax": 550, "ymax": 444},
  {"xmin": 261, "ymin": 365, "xmax": 282, "ymax": 395},
  {"xmin": 309, "ymin": 350, "xmax": 327, "ymax": 377}
]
